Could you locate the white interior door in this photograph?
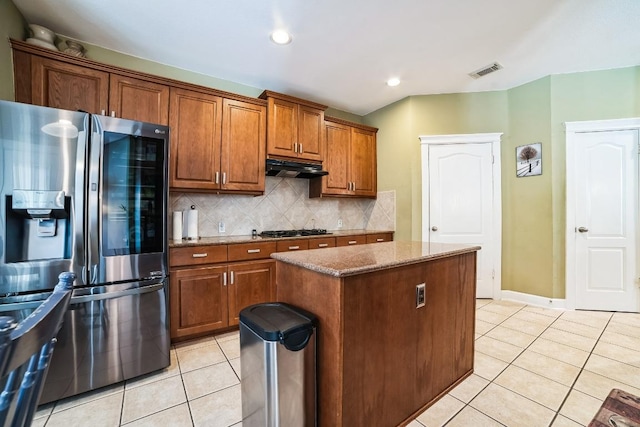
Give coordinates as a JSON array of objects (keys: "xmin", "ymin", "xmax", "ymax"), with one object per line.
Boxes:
[
  {"xmin": 573, "ymin": 129, "xmax": 639, "ymax": 311},
  {"xmin": 421, "ymin": 134, "xmax": 501, "ymax": 298}
]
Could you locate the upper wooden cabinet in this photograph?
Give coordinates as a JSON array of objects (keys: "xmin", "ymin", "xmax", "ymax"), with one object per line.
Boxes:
[
  {"xmin": 11, "ymin": 40, "xmax": 267, "ymax": 195},
  {"xmin": 26, "ymin": 55, "xmax": 109, "ymax": 114},
  {"xmin": 310, "ymin": 117, "xmax": 378, "ymax": 198},
  {"xmin": 109, "ymin": 74, "xmax": 169, "ymax": 125},
  {"xmin": 259, "ymin": 90, "xmax": 326, "ymax": 162},
  {"xmin": 169, "ymin": 88, "xmax": 266, "ymax": 193}
]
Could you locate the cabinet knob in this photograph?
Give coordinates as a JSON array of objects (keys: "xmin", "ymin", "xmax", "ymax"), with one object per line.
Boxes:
[
  {"xmin": 299, "ymin": 143, "xmax": 303, "ymax": 154},
  {"xmin": 348, "ymin": 240, "xmax": 357, "ymax": 245},
  {"xmin": 288, "ymin": 246, "xmax": 300, "ymax": 250},
  {"xmin": 431, "ymin": 226, "xmax": 438, "ymax": 231},
  {"xmin": 192, "ymin": 253, "xmax": 208, "ymax": 258},
  {"xmin": 247, "ymin": 249, "xmax": 261, "ymax": 254}
]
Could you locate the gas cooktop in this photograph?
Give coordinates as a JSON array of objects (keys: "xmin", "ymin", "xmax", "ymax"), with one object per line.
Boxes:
[{"xmin": 259, "ymin": 229, "xmax": 331, "ymax": 238}]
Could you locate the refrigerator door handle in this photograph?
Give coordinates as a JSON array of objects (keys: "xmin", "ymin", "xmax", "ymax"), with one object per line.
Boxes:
[
  {"xmin": 87, "ymin": 118, "xmax": 103, "ymax": 284},
  {"xmin": 70, "ymin": 282, "xmax": 164, "ymax": 305}
]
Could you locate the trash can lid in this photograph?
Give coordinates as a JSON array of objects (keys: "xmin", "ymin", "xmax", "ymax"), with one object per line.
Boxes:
[{"xmin": 240, "ymin": 302, "xmax": 317, "ymax": 349}]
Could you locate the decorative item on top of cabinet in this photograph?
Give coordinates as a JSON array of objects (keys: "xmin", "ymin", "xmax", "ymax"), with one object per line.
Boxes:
[
  {"xmin": 169, "ymin": 88, "xmax": 266, "ymax": 194},
  {"xmin": 309, "ymin": 116, "xmax": 377, "ymax": 198},
  {"xmin": 259, "ymin": 90, "xmax": 327, "ymax": 162}
]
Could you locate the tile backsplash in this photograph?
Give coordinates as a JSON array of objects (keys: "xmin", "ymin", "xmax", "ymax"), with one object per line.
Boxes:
[{"xmin": 170, "ymin": 177, "xmax": 395, "ymax": 237}]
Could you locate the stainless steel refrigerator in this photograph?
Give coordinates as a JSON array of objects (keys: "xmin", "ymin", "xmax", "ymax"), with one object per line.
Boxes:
[{"xmin": 0, "ymin": 100, "xmax": 170, "ymax": 404}]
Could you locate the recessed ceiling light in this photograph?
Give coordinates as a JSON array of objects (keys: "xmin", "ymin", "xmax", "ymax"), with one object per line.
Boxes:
[
  {"xmin": 386, "ymin": 78, "xmax": 400, "ymax": 87},
  {"xmin": 270, "ymin": 30, "xmax": 292, "ymax": 45}
]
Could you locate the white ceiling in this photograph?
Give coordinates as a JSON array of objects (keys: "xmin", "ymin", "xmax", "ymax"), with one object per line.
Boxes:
[{"xmin": 12, "ymin": 0, "xmax": 640, "ymax": 115}]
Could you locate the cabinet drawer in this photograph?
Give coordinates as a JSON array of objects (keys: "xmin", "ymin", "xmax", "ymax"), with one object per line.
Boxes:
[
  {"xmin": 308, "ymin": 237, "xmax": 336, "ymax": 249},
  {"xmin": 170, "ymin": 245, "xmax": 228, "ymax": 267},
  {"xmin": 336, "ymin": 235, "xmax": 367, "ymax": 247},
  {"xmin": 366, "ymin": 233, "xmax": 394, "ymax": 244},
  {"xmin": 228, "ymin": 241, "xmax": 277, "ymax": 261},
  {"xmin": 276, "ymin": 239, "xmax": 309, "ymax": 252}
]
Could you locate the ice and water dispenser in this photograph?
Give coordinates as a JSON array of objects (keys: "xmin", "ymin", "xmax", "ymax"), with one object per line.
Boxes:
[{"xmin": 4, "ymin": 189, "xmax": 72, "ymax": 263}]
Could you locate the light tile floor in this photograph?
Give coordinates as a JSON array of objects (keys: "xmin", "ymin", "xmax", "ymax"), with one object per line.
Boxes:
[{"xmin": 32, "ymin": 299, "xmax": 640, "ymax": 426}]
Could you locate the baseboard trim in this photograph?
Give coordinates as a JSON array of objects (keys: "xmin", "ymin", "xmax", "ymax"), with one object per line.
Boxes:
[{"xmin": 499, "ymin": 290, "xmax": 567, "ymax": 310}]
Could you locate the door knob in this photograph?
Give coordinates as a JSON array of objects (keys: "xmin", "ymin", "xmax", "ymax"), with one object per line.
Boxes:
[
  {"xmin": 431, "ymin": 226, "xmax": 438, "ymax": 231},
  {"xmin": 577, "ymin": 227, "xmax": 589, "ymax": 233}
]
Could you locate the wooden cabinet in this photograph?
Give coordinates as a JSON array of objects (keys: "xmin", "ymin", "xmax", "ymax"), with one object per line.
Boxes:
[
  {"xmin": 169, "ymin": 88, "xmax": 266, "ymax": 193},
  {"xmin": 310, "ymin": 117, "xmax": 378, "ymax": 198},
  {"xmin": 366, "ymin": 232, "xmax": 393, "ymax": 243},
  {"xmin": 170, "ymin": 265, "xmax": 229, "ymax": 338},
  {"xmin": 26, "ymin": 55, "xmax": 109, "ymax": 113},
  {"xmin": 169, "ymin": 243, "xmax": 275, "ymax": 340},
  {"xmin": 275, "ymin": 248, "xmax": 477, "ymax": 427},
  {"xmin": 308, "ymin": 237, "xmax": 336, "ymax": 249},
  {"xmin": 336, "ymin": 235, "xmax": 367, "ymax": 247},
  {"xmin": 227, "ymin": 259, "xmax": 276, "ymax": 326},
  {"xmin": 109, "ymin": 74, "xmax": 169, "ymax": 124},
  {"xmin": 259, "ymin": 90, "xmax": 326, "ymax": 162},
  {"xmin": 276, "ymin": 239, "xmax": 309, "ymax": 252},
  {"xmin": 15, "ymin": 52, "xmax": 169, "ymax": 125},
  {"xmin": 11, "ymin": 40, "xmax": 267, "ymax": 196}
]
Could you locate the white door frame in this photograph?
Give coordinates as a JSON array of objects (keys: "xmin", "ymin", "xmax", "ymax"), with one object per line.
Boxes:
[
  {"xmin": 419, "ymin": 133, "xmax": 503, "ymax": 300},
  {"xmin": 565, "ymin": 118, "xmax": 640, "ymax": 310}
]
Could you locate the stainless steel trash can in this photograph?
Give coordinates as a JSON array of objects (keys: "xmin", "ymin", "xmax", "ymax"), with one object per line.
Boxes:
[{"xmin": 240, "ymin": 302, "xmax": 317, "ymax": 427}]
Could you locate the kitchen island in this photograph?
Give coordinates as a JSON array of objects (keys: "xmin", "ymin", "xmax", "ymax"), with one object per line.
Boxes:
[{"xmin": 272, "ymin": 241, "xmax": 479, "ymax": 427}]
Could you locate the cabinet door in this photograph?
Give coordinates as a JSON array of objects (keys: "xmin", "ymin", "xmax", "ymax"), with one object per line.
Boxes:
[
  {"xmin": 322, "ymin": 121, "xmax": 351, "ymax": 195},
  {"xmin": 351, "ymin": 127, "xmax": 377, "ymax": 197},
  {"xmin": 31, "ymin": 56, "xmax": 109, "ymax": 114},
  {"xmin": 266, "ymin": 97, "xmax": 297, "ymax": 158},
  {"xmin": 220, "ymin": 99, "xmax": 266, "ymax": 192},
  {"xmin": 297, "ymin": 105, "xmax": 324, "ymax": 161},
  {"xmin": 227, "ymin": 260, "xmax": 276, "ymax": 326},
  {"xmin": 169, "ymin": 88, "xmax": 222, "ymax": 190},
  {"xmin": 170, "ymin": 265, "xmax": 228, "ymax": 339},
  {"xmin": 109, "ymin": 74, "xmax": 169, "ymax": 125}
]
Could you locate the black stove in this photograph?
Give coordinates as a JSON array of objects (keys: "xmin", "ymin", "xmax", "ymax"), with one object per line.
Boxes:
[{"xmin": 259, "ymin": 229, "xmax": 331, "ymax": 238}]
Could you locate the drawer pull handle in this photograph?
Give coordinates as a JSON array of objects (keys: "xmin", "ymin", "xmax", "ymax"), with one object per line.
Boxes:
[
  {"xmin": 247, "ymin": 249, "xmax": 261, "ymax": 254},
  {"xmin": 288, "ymin": 246, "xmax": 300, "ymax": 250},
  {"xmin": 376, "ymin": 238, "xmax": 384, "ymax": 242},
  {"xmin": 318, "ymin": 243, "xmax": 329, "ymax": 248},
  {"xmin": 348, "ymin": 240, "xmax": 357, "ymax": 245},
  {"xmin": 192, "ymin": 253, "xmax": 208, "ymax": 258}
]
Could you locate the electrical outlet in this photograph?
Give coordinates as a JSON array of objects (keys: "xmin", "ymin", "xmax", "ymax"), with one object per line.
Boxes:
[
  {"xmin": 218, "ymin": 222, "xmax": 225, "ymax": 233},
  {"xmin": 337, "ymin": 219, "xmax": 343, "ymax": 228}
]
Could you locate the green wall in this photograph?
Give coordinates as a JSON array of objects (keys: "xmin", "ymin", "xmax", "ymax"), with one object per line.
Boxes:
[
  {"xmin": 0, "ymin": 0, "xmax": 26, "ymax": 100},
  {"xmin": 365, "ymin": 67, "xmax": 640, "ymax": 299}
]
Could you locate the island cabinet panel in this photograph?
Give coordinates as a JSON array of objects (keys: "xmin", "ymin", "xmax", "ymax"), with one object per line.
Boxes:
[
  {"xmin": 169, "ymin": 88, "xmax": 223, "ymax": 190},
  {"xmin": 29, "ymin": 56, "xmax": 109, "ymax": 114},
  {"xmin": 275, "ymin": 248, "xmax": 476, "ymax": 427},
  {"xmin": 227, "ymin": 259, "xmax": 276, "ymax": 326},
  {"xmin": 170, "ymin": 265, "xmax": 229, "ymax": 339},
  {"xmin": 109, "ymin": 74, "xmax": 169, "ymax": 124}
]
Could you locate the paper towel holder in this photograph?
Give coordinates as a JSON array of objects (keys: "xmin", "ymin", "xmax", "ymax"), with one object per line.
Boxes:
[{"xmin": 185, "ymin": 205, "xmax": 200, "ymax": 241}]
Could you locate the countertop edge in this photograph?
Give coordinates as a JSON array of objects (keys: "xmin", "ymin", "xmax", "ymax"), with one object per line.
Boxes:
[
  {"xmin": 271, "ymin": 243, "xmax": 480, "ymax": 277},
  {"xmin": 168, "ymin": 229, "xmax": 394, "ymax": 248}
]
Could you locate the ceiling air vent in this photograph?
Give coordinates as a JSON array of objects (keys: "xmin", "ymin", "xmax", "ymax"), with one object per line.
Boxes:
[{"xmin": 469, "ymin": 62, "xmax": 503, "ymax": 79}]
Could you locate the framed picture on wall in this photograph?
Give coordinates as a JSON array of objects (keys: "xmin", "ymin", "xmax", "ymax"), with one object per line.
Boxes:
[{"xmin": 516, "ymin": 143, "xmax": 542, "ymax": 177}]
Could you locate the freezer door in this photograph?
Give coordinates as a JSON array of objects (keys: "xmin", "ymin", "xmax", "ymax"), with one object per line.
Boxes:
[
  {"xmin": 39, "ymin": 279, "xmax": 170, "ymax": 404},
  {"xmin": 88, "ymin": 115, "xmax": 169, "ymax": 285}
]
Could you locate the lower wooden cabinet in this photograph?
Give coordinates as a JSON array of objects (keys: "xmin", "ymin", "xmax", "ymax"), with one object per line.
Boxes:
[{"xmin": 170, "ymin": 259, "xmax": 275, "ymax": 340}]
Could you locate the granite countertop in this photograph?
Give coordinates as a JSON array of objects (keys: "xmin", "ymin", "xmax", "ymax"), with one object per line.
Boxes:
[
  {"xmin": 168, "ymin": 229, "xmax": 394, "ymax": 248},
  {"xmin": 271, "ymin": 241, "xmax": 480, "ymax": 277}
]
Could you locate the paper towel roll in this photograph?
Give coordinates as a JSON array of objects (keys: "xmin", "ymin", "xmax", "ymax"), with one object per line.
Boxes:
[
  {"xmin": 186, "ymin": 207, "xmax": 199, "ymax": 240},
  {"xmin": 172, "ymin": 211, "xmax": 183, "ymax": 241}
]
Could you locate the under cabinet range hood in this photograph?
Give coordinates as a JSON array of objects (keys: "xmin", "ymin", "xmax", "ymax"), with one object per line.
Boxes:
[{"xmin": 266, "ymin": 158, "xmax": 328, "ymax": 179}]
